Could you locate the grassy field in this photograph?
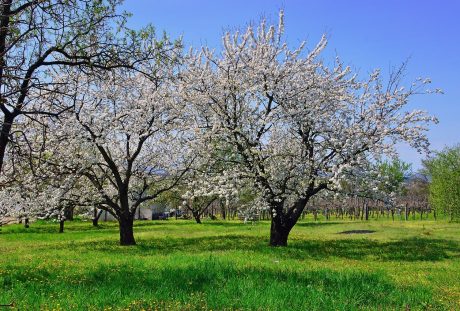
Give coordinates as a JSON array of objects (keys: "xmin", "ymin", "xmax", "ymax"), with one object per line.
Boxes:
[{"xmin": 0, "ymin": 218, "xmax": 459, "ymax": 310}]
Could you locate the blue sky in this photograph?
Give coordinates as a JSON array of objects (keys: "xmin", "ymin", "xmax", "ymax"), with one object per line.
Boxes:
[{"xmin": 121, "ymin": 0, "xmax": 459, "ymax": 170}]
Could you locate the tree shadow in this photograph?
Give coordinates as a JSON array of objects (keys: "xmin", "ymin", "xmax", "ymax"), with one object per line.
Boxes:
[
  {"xmin": 0, "ymin": 220, "xmax": 252, "ymax": 235},
  {"xmin": 64, "ymin": 233, "xmax": 460, "ymax": 262},
  {"xmin": 0, "ymin": 222, "xmax": 119, "ymax": 234},
  {"xmin": 287, "ymin": 237, "xmax": 459, "ymax": 261},
  {"xmin": 296, "ymin": 221, "xmax": 344, "ymax": 227}
]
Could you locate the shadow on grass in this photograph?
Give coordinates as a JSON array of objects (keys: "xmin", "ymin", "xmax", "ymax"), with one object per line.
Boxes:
[
  {"xmin": 64, "ymin": 233, "xmax": 460, "ymax": 262},
  {"xmin": 0, "ymin": 222, "xmax": 119, "ymax": 234},
  {"xmin": 0, "ymin": 219, "xmax": 250, "ymax": 235},
  {"xmin": 296, "ymin": 221, "xmax": 344, "ymax": 227},
  {"xmin": 289, "ymin": 237, "xmax": 459, "ymax": 261},
  {"xmin": 1, "ymin": 259, "xmax": 439, "ymax": 310}
]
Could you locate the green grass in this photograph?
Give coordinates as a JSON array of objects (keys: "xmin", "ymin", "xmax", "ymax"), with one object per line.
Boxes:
[{"xmin": 1, "ymin": 219, "xmax": 459, "ymax": 310}]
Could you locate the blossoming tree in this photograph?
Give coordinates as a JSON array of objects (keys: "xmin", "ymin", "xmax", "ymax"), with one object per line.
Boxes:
[
  {"xmin": 4, "ymin": 42, "xmax": 194, "ymax": 244},
  {"xmin": 180, "ymin": 168, "xmax": 241, "ymax": 223},
  {"xmin": 182, "ymin": 12, "xmax": 438, "ymax": 246}
]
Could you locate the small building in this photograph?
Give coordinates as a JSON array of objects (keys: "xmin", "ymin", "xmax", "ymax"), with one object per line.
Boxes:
[{"xmin": 100, "ymin": 203, "xmax": 169, "ymax": 221}]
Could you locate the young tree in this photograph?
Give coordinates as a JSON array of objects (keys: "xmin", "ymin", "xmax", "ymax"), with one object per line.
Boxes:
[
  {"xmin": 182, "ymin": 12, "xmax": 439, "ymax": 246},
  {"xmin": 424, "ymin": 145, "xmax": 460, "ymax": 220},
  {"xmin": 182, "ymin": 196, "xmax": 217, "ymax": 224},
  {"xmin": 378, "ymin": 159, "xmax": 412, "ymax": 195},
  {"xmin": 0, "ymin": 141, "xmax": 95, "ymax": 232},
  {"xmin": 181, "ymin": 169, "xmax": 240, "ymax": 223}
]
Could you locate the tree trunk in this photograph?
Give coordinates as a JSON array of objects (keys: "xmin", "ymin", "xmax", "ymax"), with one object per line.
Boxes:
[
  {"xmin": 268, "ymin": 195, "xmax": 314, "ymax": 247},
  {"xmin": 64, "ymin": 206, "xmax": 74, "ymax": 221},
  {"xmin": 59, "ymin": 219, "xmax": 65, "ymax": 233},
  {"xmin": 192, "ymin": 211, "xmax": 202, "ymax": 224},
  {"xmin": 118, "ymin": 215, "xmax": 136, "ymax": 246},
  {"xmin": 92, "ymin": 208, "xmax": 104, "ymax": 227},
  {"xmin": 92, "ymin": 208, "xmax": 103, "ymax": 227},
  {"xmin": 0, "ymin": 114, "xmax": 14, "ymax": 174},
  {"xmin": 24, "ymin": 217, "xmax": 29, "ymax": 228},
  {"xmin": 221, "ymin": 203, "xmax": 226, "ymax": 220},
  {"xmin": 269, "ymin": 217, "xmax": 290, "ymax": 246},
  {"xmin": 0, "ymin": 1, "xmax": 13, "ymax": 175}
]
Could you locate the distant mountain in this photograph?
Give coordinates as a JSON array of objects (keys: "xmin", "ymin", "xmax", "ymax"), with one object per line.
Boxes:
[{"xmin": 404, "ymin": 172, "xmax": 430, "ymax": 183}]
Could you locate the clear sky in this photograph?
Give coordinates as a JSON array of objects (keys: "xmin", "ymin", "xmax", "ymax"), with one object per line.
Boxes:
[{"xmin": 121, "ymin": 0, "xmax": 459, "ymax": 170}]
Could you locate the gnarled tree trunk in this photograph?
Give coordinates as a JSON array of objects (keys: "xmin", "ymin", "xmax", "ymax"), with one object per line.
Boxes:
[{"xmin": 269, "ymin": 198, "xmax": 308, "ymax": 247}]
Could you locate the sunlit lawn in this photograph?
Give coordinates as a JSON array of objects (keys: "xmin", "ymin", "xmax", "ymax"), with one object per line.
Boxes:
[{"xmin": 1, "ymin": 218, "xmax": 459, "ymax": 310}]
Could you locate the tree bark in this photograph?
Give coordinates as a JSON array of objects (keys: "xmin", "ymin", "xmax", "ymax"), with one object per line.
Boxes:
[
  {"xmin": 118, "ymin": 215, "xmax": 135, "ymax": 246},
  {"xmin": 59, "ymin": 219, "xmax": 65, "ymax": 233}
]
